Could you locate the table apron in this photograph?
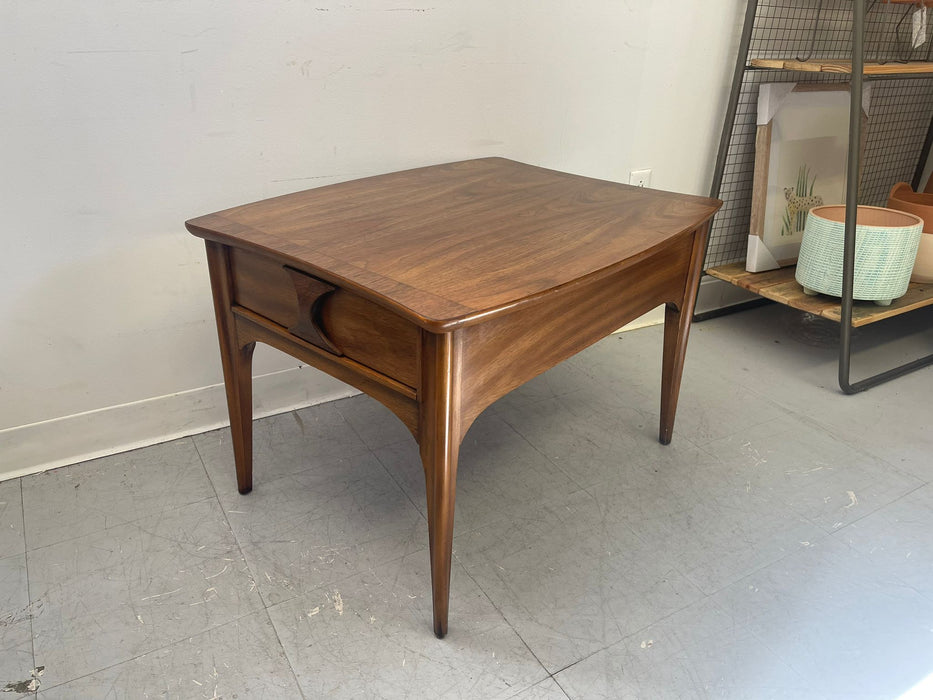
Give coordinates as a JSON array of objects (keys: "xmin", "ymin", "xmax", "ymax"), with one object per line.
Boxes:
[{"xmin": 455, "ymin": 233, "xmax": 695, "ymax": 434}]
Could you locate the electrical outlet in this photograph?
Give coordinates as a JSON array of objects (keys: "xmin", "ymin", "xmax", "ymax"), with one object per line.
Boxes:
[{"xmin": 629, "ymin": 169, "xmax": 652, "ymax": 188}]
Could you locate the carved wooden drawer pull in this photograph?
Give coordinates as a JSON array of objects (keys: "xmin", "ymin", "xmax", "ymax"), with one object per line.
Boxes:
[{"xmin": 285, "ymin": 267, "xmax": 342, "ymax": 355}]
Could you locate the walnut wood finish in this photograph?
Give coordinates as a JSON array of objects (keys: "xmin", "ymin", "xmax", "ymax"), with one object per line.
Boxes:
[
  {"xmin": 205, "ymin": 241, "xmax": 256, "ymax": 495},
  {"xmin": 419, "ymin": 330, "xmax": 461, "ymax": 639},
  {"xmin": 283, "ymin": 267, "xmax": 340, "ymax": 354},
  {"xmin": 230, "ymin": 247, "xmax": 421, "ymax": 387},
  {"xmin": 188, "ymin": 158, "xmax": 721, "ymax": 637},
  {"xmin": 455, "ymin": 233, "xmax": 696, "ymax": 436},
  {"xmin": 187, "ymin": 158, "xmax": 720, "ymax": 330},
  {"xmin": 660, "ymin": 224, "xmax": 710, "ymax": 445}
]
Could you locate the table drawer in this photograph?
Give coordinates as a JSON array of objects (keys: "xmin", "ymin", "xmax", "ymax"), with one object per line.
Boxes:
[{"xmin": 229, "ymin": 248, "xmax": 420, "ymax": 388}]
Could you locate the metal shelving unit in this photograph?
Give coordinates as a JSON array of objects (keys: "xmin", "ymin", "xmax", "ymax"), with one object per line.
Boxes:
[{"xmin": 707, "ymin": 0, "xmax": 933, "ymax": 393}]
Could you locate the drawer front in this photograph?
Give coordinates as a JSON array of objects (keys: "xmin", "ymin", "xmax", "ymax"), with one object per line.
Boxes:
[{"xmin": 230, "ymin": 248, "xmax": 420, "ymax": 388}]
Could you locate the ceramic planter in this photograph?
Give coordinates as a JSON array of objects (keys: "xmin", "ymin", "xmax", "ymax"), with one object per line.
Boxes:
[{"xmin": 795, "ymin": 204, "xmax": 923, "ymax": 306}]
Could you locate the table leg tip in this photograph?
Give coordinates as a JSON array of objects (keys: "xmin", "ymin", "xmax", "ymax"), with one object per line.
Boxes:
[{"xmin": 238, "ymin": 485, "xmax": 253, "ymax": 495}]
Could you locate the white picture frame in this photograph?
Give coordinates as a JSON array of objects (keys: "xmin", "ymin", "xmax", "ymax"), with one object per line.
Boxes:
[{"xmin": 746, "ymin": 82, "xmax": 870, "ymax": 273}]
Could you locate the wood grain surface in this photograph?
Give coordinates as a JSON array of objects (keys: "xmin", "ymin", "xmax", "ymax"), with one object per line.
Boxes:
[{"xmin": 187, "ymin": 158, "xmax": 721, "ymax": 331}]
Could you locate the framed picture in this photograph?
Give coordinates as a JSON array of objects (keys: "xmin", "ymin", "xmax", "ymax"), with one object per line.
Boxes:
[{"xmin": 746, "ymin": 83, "xmax": 870, "ymax": 272}]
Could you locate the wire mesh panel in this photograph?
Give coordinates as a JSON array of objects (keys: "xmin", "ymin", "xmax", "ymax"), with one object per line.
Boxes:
[
  {"xmin": 751, "ymin": 1, "xmax": 856, "ymax": 60},
  {"xmin": 749, "ymin": 0, "xmax": 933, "ymax": 62},
  {"xmin": 706, "ymin": 0, "xmax": 933, "ymax": 270},
  {"xmin": 861, "ymin": 78, "xmax": 933, "ymax": 201}
]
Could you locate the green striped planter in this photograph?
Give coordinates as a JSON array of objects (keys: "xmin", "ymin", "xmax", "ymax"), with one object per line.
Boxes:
[{"xmin": 796, "ymin": 205, "xmax": 923, "ymax": 306}]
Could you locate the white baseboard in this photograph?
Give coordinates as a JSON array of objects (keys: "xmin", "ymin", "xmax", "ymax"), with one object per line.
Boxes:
[
  {"xmin": 0, "ymin": 366, "xmax": 357, "ymax": 482},
  {"xmin": 696, "ymin": 274, "xmax": 758, "ymax": 314}
]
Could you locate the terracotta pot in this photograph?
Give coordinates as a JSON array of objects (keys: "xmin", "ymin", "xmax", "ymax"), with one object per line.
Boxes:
[{"xmin": 887, "ymin": 182, "xmax": 933, "ymax": 283}]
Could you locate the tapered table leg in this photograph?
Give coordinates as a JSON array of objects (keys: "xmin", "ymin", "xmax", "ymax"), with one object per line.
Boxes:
[
  {"xmin": 419, "ymin": 331, "xmax": 462, "ymax": 639},
  {"xmin": 659, "ymin": 225, "xmax": 710, "ymax": 445},
  {"xmin": 224, "ymin": 342, "xmax": 256, "ymax": 494},
  {"xmin": 205, "ymin": 241, "xmax": 256, "ymax": 494},
  {"xmin": 660, "ymin": 302, "xmax": 689, "ymax": 445}
]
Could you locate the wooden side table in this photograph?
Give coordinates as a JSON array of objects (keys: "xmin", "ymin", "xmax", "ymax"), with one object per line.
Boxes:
[{"xmin": 186, "ymin": 158, "xmax": 721, "ymax": 637}]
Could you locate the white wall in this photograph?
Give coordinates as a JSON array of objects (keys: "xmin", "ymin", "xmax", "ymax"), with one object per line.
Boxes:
[{"xmin": 0, "ymin": 0, "xmax": 745, "ymax": 479}]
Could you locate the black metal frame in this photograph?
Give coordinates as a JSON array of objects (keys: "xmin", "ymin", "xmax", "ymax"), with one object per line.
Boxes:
[
  {"xmin": 707, "ymin": 0, "xmax": 933, "ymax": 394},
  {"xmin": 838, "ymin": 0, "xmax": 933, "ymax": 392}
]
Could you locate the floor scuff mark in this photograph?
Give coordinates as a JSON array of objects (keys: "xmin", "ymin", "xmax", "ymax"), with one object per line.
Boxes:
[
  {"xmin": 141, "ymin": 587, "xmax": 182, "ymax": 602},
  {"xmin": 844, "ymin": 491, "xmax": 859, "ymax": 509},
  {"xmin": 205, "ymin": 564, "xmax": 228, "ymax": 580},
  {"xmin": 333, "ymin": 589, "xmax": 344, "ymax": 615}
]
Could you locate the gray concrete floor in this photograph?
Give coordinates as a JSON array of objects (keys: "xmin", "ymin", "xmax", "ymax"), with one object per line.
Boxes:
[{"xmin": 3, "ymin": 302, "xmax": 933, "ymax": 699}]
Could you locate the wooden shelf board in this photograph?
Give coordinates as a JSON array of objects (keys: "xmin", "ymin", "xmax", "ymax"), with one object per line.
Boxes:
[
  {"xmin": 750, "ymin": 58, "xmax": 933, "ymax": 75},
  {"xmin": 706, "ymin": 262, "xmax": 933, "ymax": 327}
]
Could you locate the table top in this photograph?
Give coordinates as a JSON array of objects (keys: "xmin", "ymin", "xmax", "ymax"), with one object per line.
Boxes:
[{"xmin": 187, "ymin": 158, "xmax": 721, "ymax": 330}]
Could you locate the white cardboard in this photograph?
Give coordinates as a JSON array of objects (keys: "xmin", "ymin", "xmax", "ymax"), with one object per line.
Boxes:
[
  {"xmin": 746, "ymin": 234, "xmax": 781, "ymax": 272},
  {"xmin": 757, "ymin": 83, "xmax": 796, "ymax": 125}
]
